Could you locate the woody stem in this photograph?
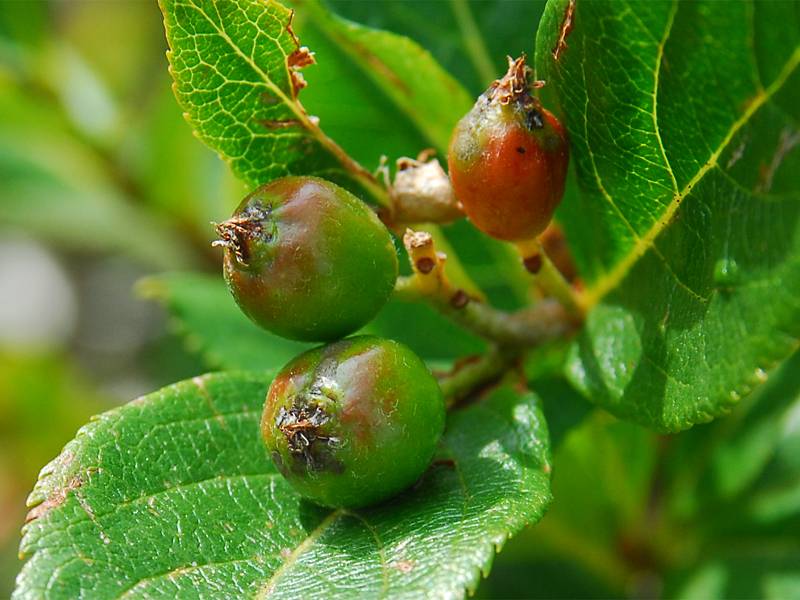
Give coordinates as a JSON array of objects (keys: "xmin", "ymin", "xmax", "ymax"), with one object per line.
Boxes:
[
  {"xmin": 395, "ymin": 229, "xmax": 579, "ymax": 348},
  {"xmin": 437, "ymin": 346, "xmax": 519, "ymax": 408}
]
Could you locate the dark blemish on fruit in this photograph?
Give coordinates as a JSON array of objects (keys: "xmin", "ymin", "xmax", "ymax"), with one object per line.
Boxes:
[
  {"xmin": 516, "ymin": 146, "xmax": 526, "ymax": 154},
  {"xmin": 526, "ymin": 109, "xmax": 545, "ymax": 131},
  {"xmin": 276, "ymin": 397, "xmax": 343, "ymax": 474},
  {"xmin": 415, "ymin": 257, "xmax": 436, "ymax": 274},
  {"xmin": 524, "ymin": 253, "xmax": 543, "ymax": 274}
]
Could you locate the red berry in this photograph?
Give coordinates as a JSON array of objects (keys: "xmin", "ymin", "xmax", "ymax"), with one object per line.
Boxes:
[{"xmin": 448, "ymin": 56, "xmax": 569, "ymax": 242}]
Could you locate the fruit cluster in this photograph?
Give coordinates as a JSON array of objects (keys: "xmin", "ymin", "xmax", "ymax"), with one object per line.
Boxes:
[
  {"xmin": 215, "ymin": 55, "xmax": 568, "ymax": 508},
  {"xmin": 216, "ymin": 176, "xmax": 445, "ymax": 508}
]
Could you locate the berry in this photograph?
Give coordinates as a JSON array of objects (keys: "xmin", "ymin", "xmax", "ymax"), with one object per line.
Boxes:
[
  {"xmin": 448, "ymin": 56, "xmax": 569, "ymax": 242},
  {"xmin": 215, "ymin": 177, "xmax": 398, "ymax": 342},
  {"xmin": 262, "ymin": 336, "xmax": 445, "ymax": 508}
]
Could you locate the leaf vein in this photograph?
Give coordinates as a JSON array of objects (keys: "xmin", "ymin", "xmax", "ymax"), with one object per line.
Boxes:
[{"xmin": 584, "ymin": 45, "xmax": 800, "ymax": 307}]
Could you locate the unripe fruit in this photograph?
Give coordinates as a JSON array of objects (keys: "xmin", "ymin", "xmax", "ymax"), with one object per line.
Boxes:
[
  {"xmin": 262, "ymin": 336, "xmax": 445, "ymax": 508},
  {"xmin": 448, "ymin": 56, "xmax": 569, "ymax": 242},
  {"xmin": 215, "ymin": 177, "xmax": 398, "ymax": 342}
]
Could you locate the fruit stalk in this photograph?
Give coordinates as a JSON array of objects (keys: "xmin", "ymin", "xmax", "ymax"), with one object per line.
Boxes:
[
  {"xmin": 398, "ymin": 229, "xmax": 579, "ymax": 347},
  {"xmin": 516, "ymin": 239, "xmax": 585, "ymax": 317},
  {"xmin": 437, "ymin": 346, "xmax": 519, "ymax": 408}
]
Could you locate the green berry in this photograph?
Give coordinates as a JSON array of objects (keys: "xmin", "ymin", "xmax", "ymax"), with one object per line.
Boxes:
[
  {"xmin": 215, "ymin": 177, "xmax": 398, "ymax": 342},
  {"xmin": 262, "ymin": 335, "xmax": 445, "ymax": 508}
]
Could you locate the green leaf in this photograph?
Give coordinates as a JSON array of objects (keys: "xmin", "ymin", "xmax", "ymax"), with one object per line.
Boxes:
[
  {"xmin": 15, "ymin": 374, "xmax": 551, "ymax": 598},
  {"xmin": 535, "ymin": 0, "xmax": 800, "ymax": 431},
  {"xmin": 292, "ymin": 0, "xmax": 473, "ymax": 154},
  {"xmin": 140, "ymin": 272, "xmax": 485, "ymax": 372},
  {"xmin": 138, "ymin": 273, "xmax": 310, "ymax": 372},
  {"xmin": 160, "ymin": 0, "xmax": 376, "ymax": 198},
  {"xmin": 162, "ymin": 0, "xmax": 476, "ymax": 181},
  {"xmin": 0, "ymin": 81, "xmax": 196, "ymax": 270},
  {"xmin": 327, "ymin": 0, "xmax": 547, "ymax": 96}
]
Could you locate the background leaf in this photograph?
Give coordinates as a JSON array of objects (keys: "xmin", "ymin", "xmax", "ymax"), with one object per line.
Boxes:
[
  {"xmin": 663, "ymin": 349, "xmax": 800, "ymax": 598},
  {"xmin": 138, "ymin": 273, "xmax": 309, "ymax": 372},
  {"xmin": 0, "ymin": 79, "xmax": 196, "ymax": 270},
  {"xmin": 294, "ymin": 0, "xmax": 474, "ymax": 158},
  {"xmin": 140, "ymin": 272, "xmax": 485, "ymax": 371},
  {"xmin": 15, "ymin": 374, "xmax": 551, "ymax": 599},
  {"xmin": 535, "ymin": 0, "xmax": 800, "ymax": 431},
  {"xmin": 327, "ymin": 0, "xmax": 546, "ymax": 97}
]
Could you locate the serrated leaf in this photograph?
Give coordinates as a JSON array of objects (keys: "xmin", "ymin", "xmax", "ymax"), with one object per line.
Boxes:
[
  {"xmin": 535, "ymin": 0, "xmax": 800, "ymax": 431},
  {"xmin": 15, "ymin": 374, "xmax": 551, "ymax": 599},
  {"xmin": 160, "ymin": 0, "xmax": 384, "ymax": 203}
]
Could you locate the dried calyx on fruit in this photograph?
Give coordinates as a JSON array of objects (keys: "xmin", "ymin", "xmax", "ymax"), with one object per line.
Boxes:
[
  {"xmin": 214, "ymin": 176, "xmax": 398, "ymax": 342},
  {"xmin": 448, "ymin": 55, "xmax": 569, "ymax": 242},
  {"xmin": 262, "ymin": 335, "xmax": 445, "ymax": 508}
]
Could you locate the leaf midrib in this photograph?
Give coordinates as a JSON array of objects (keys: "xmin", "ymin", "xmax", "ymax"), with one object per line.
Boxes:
[
  {"xmin": 255, "ymin": 509, "xmax": 343, "ymax": 598},
  {"xmin": 582, "ymin": 45, "xmax": 800, "ymax": 308}
]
